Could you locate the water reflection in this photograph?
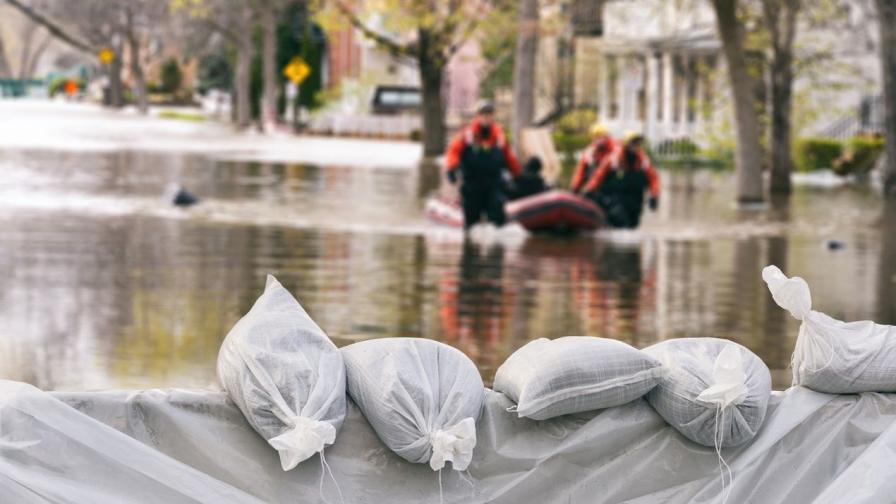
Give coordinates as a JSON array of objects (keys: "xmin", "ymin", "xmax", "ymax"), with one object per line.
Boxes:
[{"xmin": 0, "ymin": 149, "xmax": 893, "ymax": 391}]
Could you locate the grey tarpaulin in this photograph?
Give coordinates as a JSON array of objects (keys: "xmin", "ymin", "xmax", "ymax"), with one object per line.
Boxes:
[{"xmin": 2, "ymin": 379, "xmax": 896, "ymax": 503}]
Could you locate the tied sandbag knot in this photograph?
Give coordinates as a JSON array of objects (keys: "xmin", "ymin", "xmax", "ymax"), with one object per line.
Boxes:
[
  {"xmin": 269, "ymin": 416, "xmax": 336, "ymax": 471},
  {"xmin": 696, "ymin": 345, "xmax": 748, "ymax": 504},
  {"xmin": 762, "ymin": 265, "xmax": 811, "ymax": 321},
  {"xmin": 429, "ymin": 417, "xmax": 476, "ymax": 471}
]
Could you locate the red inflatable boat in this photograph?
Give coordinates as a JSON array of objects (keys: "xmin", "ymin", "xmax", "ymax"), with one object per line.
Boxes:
[{"xmin": 425, "ymin": 190, "xmax": 604, "ymax": 233}]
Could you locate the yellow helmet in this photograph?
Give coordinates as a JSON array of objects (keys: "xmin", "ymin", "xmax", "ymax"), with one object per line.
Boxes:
[
  {"xmin": 623, "ymin": 130, "xmax": 645, "ymax": 145},
  {"xmin": 589, "ymin": 122, "xmax": 610, "ymax": 138}
]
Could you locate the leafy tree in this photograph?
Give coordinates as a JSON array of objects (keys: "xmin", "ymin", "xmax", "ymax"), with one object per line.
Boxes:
[{"xmin": 329, "ymin": 0, "xmax": 496, "ymax": 156}]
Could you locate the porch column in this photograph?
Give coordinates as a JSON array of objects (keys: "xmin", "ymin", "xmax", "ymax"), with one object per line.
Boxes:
[
  {"xmin": 662, "ymin": 52, "xmax": 674, "ymax": 131},
  {"xmin": 599, "ymin": 52, "xmax": 610, "ymax": 121},
  {"xmin": 646, "ymin": 51, "xmax": 659, "ymax": 141}
]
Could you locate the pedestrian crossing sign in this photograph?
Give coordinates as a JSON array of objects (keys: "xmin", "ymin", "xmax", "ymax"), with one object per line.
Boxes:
[
  {"xmin": 98, "ymin": 48, "xmax": 115, "ymax": 65},
  {"xmin": 283, "ymin": 57, "xmax": 311, "ymax": 85}
]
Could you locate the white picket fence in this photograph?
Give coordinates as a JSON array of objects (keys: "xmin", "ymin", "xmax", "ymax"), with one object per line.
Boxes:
[{"xmin": 306, "ymin": 114, "xmax": 421, "ymax": 139}]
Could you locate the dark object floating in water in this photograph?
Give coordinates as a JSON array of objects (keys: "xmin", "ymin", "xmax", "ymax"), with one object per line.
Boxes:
[
  {"xmin": 165, "ymin": 184, "xmax": 200, "ymax": 207},
  {"xmin": 826, "ymin": 240, "xmax": 845, "ymax": 251}
]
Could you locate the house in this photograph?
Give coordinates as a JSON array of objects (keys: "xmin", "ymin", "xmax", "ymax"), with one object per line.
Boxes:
[{"xmin": 539, "ymin": 0, "xmax": 883, "ymax": 145}]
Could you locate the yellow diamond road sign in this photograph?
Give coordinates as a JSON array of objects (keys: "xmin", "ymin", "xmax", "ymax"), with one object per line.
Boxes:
[
  {"xmin": 98, "ymin": 48, "xmax": 115, "ymax": 65},
  {"xmin": 283, "ymin": 57, "xmax": 311, "ymax": 85}
]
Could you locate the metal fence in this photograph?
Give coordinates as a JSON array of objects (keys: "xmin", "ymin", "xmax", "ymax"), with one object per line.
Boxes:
[
  {"xmin": 306, "ymin": 114, "xmax": 421, "ymax": 139},
  {"xmin": 0, "ymin": 79, "xmax": 46, "ymax": 98}
]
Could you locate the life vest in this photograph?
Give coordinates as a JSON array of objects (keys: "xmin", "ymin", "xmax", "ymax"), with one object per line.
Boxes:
[{"xmin": 458, "ymin": 123, "xmax": 510, "ymax": 187}]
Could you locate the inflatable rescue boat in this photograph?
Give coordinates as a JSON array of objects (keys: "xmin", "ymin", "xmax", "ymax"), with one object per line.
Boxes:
[{"xmin": 425, "ymin": 190, "xmax": 604, "ymax": 233}]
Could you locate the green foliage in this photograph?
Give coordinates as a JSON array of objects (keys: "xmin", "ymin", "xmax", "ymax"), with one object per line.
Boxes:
[
  {"xmin": 157, "ymin": 110, "xmax": 206, "ymax": 122},
  {"xmin": 269, "ymin": 5, "xmax": 327, "ymax": 118},
  {"xmin": 654, "ymin": 138, "xmax": 699, "ymax": 156},
  {"xmin": 478, "ymin": 0, "xmax": 517, "ymax": 98},
  {"xmin": 551, "ymin": 109, "xmax": 596, "ymax": 182},
  {"xmin": 795, "ymin": 137, "xmax": 843, "ymax": 172},
  {"xmin": 160, "ymin": 58, "xmax": 183, "ymax": 93},
  {"xmin": 197, "ymin": 53, "xmax": 232, "ymax": 94},
  {"xmin": 832, "ymin": 136, "xmax": 886, "ymax": 176},
  {"xmin": 47, "ymin": 77, "xmax": 84, "ymax": 97}
]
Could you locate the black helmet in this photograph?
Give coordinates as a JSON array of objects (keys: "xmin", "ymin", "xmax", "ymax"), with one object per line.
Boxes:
[{"xmin": 476, "ymin": 100, "xmax": 495, "ymax": 115}]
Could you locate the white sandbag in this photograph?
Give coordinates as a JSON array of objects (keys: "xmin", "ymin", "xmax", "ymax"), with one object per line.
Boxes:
[
  {"xmin": 217, "ymin": 275, "xmax": 346, "ymax": 471},
  {"xmin": 493, "ymin": 336, "xmax": 664, "ymax": 420},
  {"xmin": 644, "ymin": 337, "xmax": 771, "ymax": 448},
  {"xmin": 341, "ymin": 338, "xmax": 485, "ymax": 471},
  {"xmin": 763, "ymin": 264, "xmax": 896, "ymax": 393}
]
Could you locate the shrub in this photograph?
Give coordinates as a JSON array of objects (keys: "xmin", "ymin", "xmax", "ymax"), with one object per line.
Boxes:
[
  {"xmin": 653, "ymin": 138, "xmax": 699, "ymax": 158},
  {"xmin": 832, "ymin": 136, "xmax": 886, "ymax": 176},
  {"xmin": 47, "ymin": 77, "xmax": 84, "ymax": 97},
  {"xmin": 551, "ymin": 109, "xmax": 596, "ymax": 183},
  {"xmin": 794, "ymin": 137, "xmax": 843, "ymax": 172},
  {"xmin": 160, "ymin": 58, "xmax": 183, "ymax": 94}
]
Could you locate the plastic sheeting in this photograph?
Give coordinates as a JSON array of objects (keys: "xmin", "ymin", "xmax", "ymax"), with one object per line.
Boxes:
[{"xmin": 2, "ymin": 380, "xmax": 896, "ymax": 503}]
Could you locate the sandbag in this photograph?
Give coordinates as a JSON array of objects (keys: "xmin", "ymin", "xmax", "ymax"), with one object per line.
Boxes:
[
  {"xmin": 217, "ymin": 275, "xmax": 346, "ymax": 471},
  {"xmin": 493, "ymin": 336, "xmax": 663, "ymax": 420},
  {"xmin": 644, "ymin": 337, "xmax": 771, "ymax": 448},
  {"xmin": 763, "ymin": 264, "xmax": 896, "ymax": 393},
  {"xmin": 341, "ymin": 338, "xmax": 485, "ymax": 471}
]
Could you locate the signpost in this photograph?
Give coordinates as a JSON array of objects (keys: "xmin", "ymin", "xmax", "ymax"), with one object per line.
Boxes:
[
  {"xmin": 283, "ymin": 56, "xmax": 310, "ymax": 85},
  {"xmin": 283, "ymin": 57, "xmax": 311, "ymax": 129}
]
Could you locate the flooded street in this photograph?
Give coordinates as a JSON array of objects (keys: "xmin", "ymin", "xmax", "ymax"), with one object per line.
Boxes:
[{"xmin": 1, "ymin": 147, "xmax": 894, "ymax": 391}]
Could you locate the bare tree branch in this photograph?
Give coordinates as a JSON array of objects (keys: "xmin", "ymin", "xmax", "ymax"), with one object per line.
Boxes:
[
  {"xmin": 1, "ymin": 0, "xmax": 94, "ymax": 53},
  {"xmin": 332, "ymin": 0, "xmax": 417, "ymax": 57}
]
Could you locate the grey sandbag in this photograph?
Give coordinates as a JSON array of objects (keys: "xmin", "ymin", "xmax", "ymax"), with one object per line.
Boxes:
[
  {"xmin": 341, "ymin": 337, "xmax": 485, "ymax": 471},
  {"xmin": 217, "ymin": 275, "xmax": 346, "ymax": 470},
  {"xmin": 493, "ymin": 336, "xmax": 664, "ymax": 420},
  {"xmin": 763, "ymin": 265, "xmax": 896, "ymax": 393},
  {"xmin": 644, "ymin": 337, "xmax": 771, "ymax": 448}
]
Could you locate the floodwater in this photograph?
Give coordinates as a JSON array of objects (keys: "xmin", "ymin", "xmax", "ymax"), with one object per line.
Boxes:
[{"xmin": 1, "ymin": 148, "xmax": 894, "ymax": 391}]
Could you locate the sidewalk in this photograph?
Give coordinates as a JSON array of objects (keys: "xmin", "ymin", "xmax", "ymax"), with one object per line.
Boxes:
[{"xmin": 0, "ymin": 100, "xmax": 423, "ymax": 169}]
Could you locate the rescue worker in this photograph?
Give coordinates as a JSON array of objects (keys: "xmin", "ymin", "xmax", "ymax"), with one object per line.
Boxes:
[
  {"xmin": 445, "ymin": 101, "xmax": 521, "ymax": 230},
  {"xmin": 582, "ymin": 131, "xmax": 660, "ymax": 228},
  {"xmin": 509, "ymin": 156, "xmax": 549, "ymax": 200},
  {"xmin": 571, "ymin": 122, "xmax": 618, "ymax": 194}
]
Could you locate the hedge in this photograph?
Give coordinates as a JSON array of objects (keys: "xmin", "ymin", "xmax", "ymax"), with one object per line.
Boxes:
[{"xmin": 794, "ymin": 137, "xmax": 843, "ymax": 172}]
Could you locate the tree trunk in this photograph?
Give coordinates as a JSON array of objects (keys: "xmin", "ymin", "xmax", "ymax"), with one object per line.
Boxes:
[
  {"xmin": 235, "ymin": 37, "xmax": 253, "ymax": 129},
  {"xmin": 127, "ymin": 31, "xmax": 148, "ymax": 114},
  {"xmin": 260, "ymin": 5, "xmax": 279, "ymax": 132},
  {"xmin": 512, "ymin": 0, "xmax": 538, "ymax": 151},
  {"xmin": 108, "ymin": 37, "xmax": 124, "ymax": 108},
  {"xmin": 418, "ymin": 29, "xmax": 447, "ymax": 157},
  {"xmin": 764, "ymin": 0, "xmax": 799, "ymax": 194},
  {"xmin": 712, "ymin": 0, "xmax": 765, "ymax": 203},
  {"xmin": 878, "ymin": 199, "xmax": 896, "ymax": 322},
  {"xmin": 877, "ymin": 0, "xmax": 896, "ymax": 197},
  {"xmin": 0, "ymin": 35, "xmax": 12, "ymax": 78}
]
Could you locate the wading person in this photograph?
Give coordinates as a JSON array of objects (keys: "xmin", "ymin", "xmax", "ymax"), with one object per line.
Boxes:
[
  {"xmin": 582, "ymin": 131, "xmax": 660, "ymax": 228},
  {"xmin": 571, "ymin": 122, "xmax": 618, "ymax": 194},
  {"xmin": 444, "ymin": 101, "xmax": 521, "ymax": 230}
]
